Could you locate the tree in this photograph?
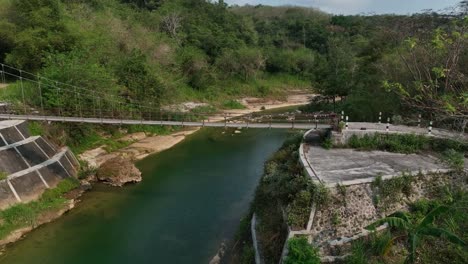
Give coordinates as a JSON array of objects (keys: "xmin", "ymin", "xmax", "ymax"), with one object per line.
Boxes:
[
  {"xmin": 216, "ymin": 48, "xmax": 265, "ymax": 81},
  {"xmin": 4, "ymin": 0, "xmax": 76, "ymax": 71},
  {"xmin": 161, "ymin": 13, "xmax": 182, "ymax": 44},
  {"xmin": 115, "ymin": 49, "xmax": 166, "ymax": 105},
  {"xmin": 0, "ymin": 20, "xmax": 16, "ymax": 62},
  {"xmin": 318, "ymin": 35, "xmax": 358, "ymax": 111},
  {"xmin": 39, "ymin": 50, "xmax": 120, "ymax": 115},
  {"xmin": 121, "ymin": 0, "xmax": 164, "ymax": 10},
  {"xmin": 382, "ymin": 18, "xmax": 468, "ymax": 131},
  {"xmin": 367, "ymin": 206, "xmax": 466, "ymax": 263},
  {"xmin": 178, "ymin": 47, "xmax": 214, "ymax": 90}
]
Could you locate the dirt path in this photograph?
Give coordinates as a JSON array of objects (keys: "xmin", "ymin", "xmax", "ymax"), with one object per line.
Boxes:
[{"xmin": 79, "ymin": 92, "xmax": 315, "ymax": 167}]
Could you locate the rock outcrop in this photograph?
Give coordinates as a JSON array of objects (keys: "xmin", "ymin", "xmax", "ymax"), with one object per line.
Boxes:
[{"xmin": 96, "ymin": 157, "xmax": 142, "ymax": 187}]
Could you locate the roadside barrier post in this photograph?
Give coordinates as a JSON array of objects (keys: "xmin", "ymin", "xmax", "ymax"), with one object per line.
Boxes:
[
  {"xmin": 417, "ymin": 114, "xmax": 421, "ymax": 127},
  {"xmin": 345, "ymin": 116, "xmax": 348, "ymax": 130},
  {"xmin": 341, "ymin": 111, "xmax": 344, "ymax": 122},
  {"xmin": 378, "ymin": 112, "xmax": 382, "ymax": 124},
  {"xmin": 428, "ymin": 121, "xmax": 432, "ymax": 135},
  {"xmin": 224, "ymin": 114, "xmax": 227, "ymax": 129},
  {"xmin": 386, "ymin": 118, "xmax": 390, "ymax": 132}
]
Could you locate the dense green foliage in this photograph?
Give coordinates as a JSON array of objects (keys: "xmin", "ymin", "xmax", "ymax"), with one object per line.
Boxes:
[
  {"xmin": 371, "ymin": 173, "xmax": 415, "ymax": 211},
  {"xmin": 247, "ymin": 133, "xmax": 329, "ymax": 263},
  {"xmin": 346, "ymin": 176, "xmax": 468, "ymax": 264},
  {"xmin": 0, "ymin": 0, "xmax": 315, "ymax": 113},
  {"xmin": 364, "ymin": 190, "xmax": 467, "ymax": 263},
  {"xmin": 0, "ymin": 177, "xmax": 80, "ymax": 239},
  {"xmin": 284, "ymin": 237, "xmax": 320, "ymax": 264},
  {"xmin": 1, "ymin": 1, "xmax": 465, "ymax": 128}
]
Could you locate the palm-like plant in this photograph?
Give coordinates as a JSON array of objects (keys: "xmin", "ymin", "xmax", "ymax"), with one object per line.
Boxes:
[{"xmin": 366, "ymin": 205, "xmax": 466, "ymax": 263}]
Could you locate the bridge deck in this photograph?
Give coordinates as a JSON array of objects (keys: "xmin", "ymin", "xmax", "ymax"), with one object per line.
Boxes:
[{"xmin": 0, "ymin": 114, "xmax": 332, "ymax": 130}]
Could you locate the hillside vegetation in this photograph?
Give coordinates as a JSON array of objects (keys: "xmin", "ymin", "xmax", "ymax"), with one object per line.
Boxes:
[{"xmin": 0, "ymin": 0, "xmax": 466, "ymax": 140}]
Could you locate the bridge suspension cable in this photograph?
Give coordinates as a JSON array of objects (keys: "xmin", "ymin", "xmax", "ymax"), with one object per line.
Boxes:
[{"xmin": 0, "ymin": 63, "xmax": 337, "ymax": 129}]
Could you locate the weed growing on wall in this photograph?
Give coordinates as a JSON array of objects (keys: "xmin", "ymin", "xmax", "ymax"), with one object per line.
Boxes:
[
  {"xmin": 371, "ymin": 173, "xmax": 414, "ymax": 210},
  {"xmin": 0, "ymin": 172, "xmax": 8, "ymax": 181},
  {"xmin": 346, "ymin": 133, "xmax": 467, "ymax": 154},
  {"xmin": 441, "ymin": 149, "xmax": 465, "ymax": 171},
  {"xmin": 284, "ymin": 237, "xmax": 320, "ymax": 264}
]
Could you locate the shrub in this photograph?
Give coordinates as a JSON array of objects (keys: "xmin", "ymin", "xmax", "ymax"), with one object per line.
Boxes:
[
  {"xmin": 441, "ymin": 149, "xmax": 464, "ymax": 171},
  {"xmin": 371, "ymin": 173, "xmax": 414, "ymax": 208},
  {"xmin": 241, "ymin": 244, "xmax": 255, "ymax": 264},
  {"xmin": 0, "ymin": 171, "xmax": 8, "ymax": 181},
  {"xmin": 321, "ymin": 137, "xmax": 332, "ymax": 149},
  {"xmin": 288, "ymin": 190, "xmax": 313, "ymax": 228},
  {"xmin": 392, "ymin": 115, "xmax": 404, "ymax": 125},
  {"xmin": 27, "ymin": 121, "xmax": 44, "ymax": 136},
  {"xmin": 347, "ymin": 240, "xmax": 367, "ymax": 264},
  {"xmin": 313, "ymin": 183, "xmax": 330, "ymax": 206},
  {"xmin": 346, "ymin": 133, "xmax": 467, "ymax": 154},
  {"xmin": 222, "ymin": 99, "xmax": 246, "ymax": 109},
  {"xmin": 331, "ymin": 212, "xmax": 341, "ymax": 226},
  {"xmin": 284, "ymin": 237, "xmax": 320, "ymax": 264}
]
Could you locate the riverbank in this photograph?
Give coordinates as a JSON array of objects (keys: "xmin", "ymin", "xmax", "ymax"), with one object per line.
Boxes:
[
  {"xmin": 0, "ymin": 181, "xmax": 89, "ymax": 248},
  {"xmin": 0, "ymin": 127, "xmax": 292, "ymax": 264},
  {"xmin": 79, "ymin": 92, "xmax": 314, "ymax": 168},
  {"xmin": 0, "ymin": 92, "xmax": 313, "ymax": 250}
]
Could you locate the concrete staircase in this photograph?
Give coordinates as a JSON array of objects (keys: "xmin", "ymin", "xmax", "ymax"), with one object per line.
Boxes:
[{"xmin": 0, "ymin": 120, "xmax": 79, "ymax": 209}]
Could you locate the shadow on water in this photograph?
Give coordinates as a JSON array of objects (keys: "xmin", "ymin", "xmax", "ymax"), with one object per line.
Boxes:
[{"xmin": 0, "ymin": 127, "xmax": 296, "ymax": 264}]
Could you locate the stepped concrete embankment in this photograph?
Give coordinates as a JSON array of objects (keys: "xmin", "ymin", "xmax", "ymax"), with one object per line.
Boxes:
[{"xmin": 0, "ymin": 120, "xmax": 79, "ymax": 209}]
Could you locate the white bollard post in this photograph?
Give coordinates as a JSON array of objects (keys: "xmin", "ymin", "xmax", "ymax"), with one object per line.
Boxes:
[
  {"xmin": 341, "ymin": 111, "xmax": 344, "ymax": 122},
  {"xmin": 378, "ymin": 112, "xmax": 382, "ymax": 124},
  {"xmin": 428, "ymin": 121, "xmax": 432, "ymax": 135},
  {"xmin": 417, "ymin": 114, "xmax": 421, "ymax": 127},
  {"xmin": 386, "ymin": 118, "xmax": 390, "ymax": 132},
  {"xmin": 345, "ymin": 116, "xmax": 349, "ymax": 130}
]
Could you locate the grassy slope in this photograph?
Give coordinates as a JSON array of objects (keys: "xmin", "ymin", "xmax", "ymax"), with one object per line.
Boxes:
[{"xmin": 61, "ymin": 1, "xmax": 312, "ymax": 105}]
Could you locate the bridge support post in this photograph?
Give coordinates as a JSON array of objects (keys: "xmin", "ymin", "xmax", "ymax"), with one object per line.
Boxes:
[{"xmin": 0, "ymin": 64, "xmax": 5, "ymax": 83}]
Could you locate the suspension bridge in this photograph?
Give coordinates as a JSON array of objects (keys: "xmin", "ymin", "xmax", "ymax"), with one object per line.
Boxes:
[{"xmin": 0, "ymin": 64, "xmax": 336, "ymax": 129}]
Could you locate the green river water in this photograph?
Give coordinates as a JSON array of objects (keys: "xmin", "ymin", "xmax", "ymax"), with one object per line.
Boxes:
[{"xmin": 0, "ymin": 127, "xmax": 293, "ymax": 264}]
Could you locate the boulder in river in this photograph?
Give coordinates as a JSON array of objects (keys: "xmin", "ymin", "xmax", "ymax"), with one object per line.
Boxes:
[{"xmin": 97, "ymin": 157, "xmax": 142, "ymax": 187}]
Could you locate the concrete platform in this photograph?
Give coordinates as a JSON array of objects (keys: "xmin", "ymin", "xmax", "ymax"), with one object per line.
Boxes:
[{"xmin": 303, "ymin": 145, "xmax": 450, "ymax": 186}]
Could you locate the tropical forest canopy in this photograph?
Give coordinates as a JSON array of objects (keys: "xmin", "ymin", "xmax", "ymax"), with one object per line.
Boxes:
[{"xmin": 0, "ymin": 0, "xmax": 466, "ymax": 128}]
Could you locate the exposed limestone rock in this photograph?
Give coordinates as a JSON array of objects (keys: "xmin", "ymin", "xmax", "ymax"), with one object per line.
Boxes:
[
  {"xmin": 97, "ymin": 157, "xmax": 142, "ymax": 187},
  {"xmin": 209, "ymin": 242, "xmax": 226, "ymax": 264}
]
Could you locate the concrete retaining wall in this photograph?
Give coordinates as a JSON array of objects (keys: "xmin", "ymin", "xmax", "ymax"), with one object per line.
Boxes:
[{"xmin": 0, "ymin": 120, "xmax": 79, "ymax": 209}]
